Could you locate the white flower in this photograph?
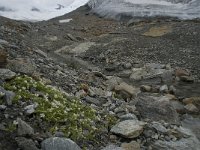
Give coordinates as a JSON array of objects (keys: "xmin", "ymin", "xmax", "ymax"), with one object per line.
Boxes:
[{"xmin": 40, "ymin": 113, "xmax": 45, "ymax": 118}]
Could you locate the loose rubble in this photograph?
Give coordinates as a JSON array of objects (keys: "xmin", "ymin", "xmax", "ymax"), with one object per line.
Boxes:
[{"xmin": 0, "ymin": 4, "xmax": 200, "ymax": 150}]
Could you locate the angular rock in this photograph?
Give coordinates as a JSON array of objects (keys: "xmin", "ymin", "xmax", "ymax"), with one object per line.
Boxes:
[
  {"xmin": 179, "ymin": 76, "xmax": 194, "ymax": 82},
  {"xmin": 175, "ymin": 69, "xmax": 190, "ymax": 77},
  {"xmin": 140, "ymin": 85, "xmax": 152, "ymax": 92},
  {"xmin": 17, "ymin": 118, "xmax": 34, "ymax": 136},
  {"xmin": 41, "ymin": 137, "xmax": 81, "ymax": 150},
  {"xmin": 102, "ymin": 144, "xmax": 123, "ymax": 150},
  {"xmin": 159, "ymin": 85, "xmax": 168, "ymax": 93},
  {"xmin": 111, "ymin": 120, "xmax": 146, "ymax": 138},
  {"xmin": 151, "ymin": 122, "xmax": 168, "ymax": 133},
  {"xmin": 183, "ymin": 97, "xmax": 200, "ymax": 110},
  {"xmin": 4, "ymin": 91, "xmax": 15, "ymax": 106},
  {"xmin": 114, "ymin": 82, "xmax": 139, "ymax": 99},
  {"xmin": 130, "ymin": 67, "xmax": 147, "ymax": 80},
  {"xmin": 15, "ymin": 137, "xmax": 39, "ymax": 150},
  {"xmin": 0, "ymin": 69, "xmax": 16, "ymax": 80},
  {"xmin": 121, "ymin": 141, "xmax": 140, "ymax": 150},
  {"xmin": 184, "ymin": 104, "xmax": 199, "ymax": 113},
  {"xmin": 105, "ymin": 76, "xmax": 123, "ymax": 91},
  {"xmin": 119, "ymin": 113, "xmax": 138, "ymax": 121},
  {"xmin": 136, "ymin": 94, "xmax": 180, "ymax": 124},
  {"xmin": 24, "ymin": 103, "xmax": 38, "ymax": 115}
]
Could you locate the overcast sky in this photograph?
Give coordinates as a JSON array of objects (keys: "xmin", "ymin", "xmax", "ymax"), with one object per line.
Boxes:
[{"xmin": 0, "ymin": 0, "xmax": 89, "ymax": 21}]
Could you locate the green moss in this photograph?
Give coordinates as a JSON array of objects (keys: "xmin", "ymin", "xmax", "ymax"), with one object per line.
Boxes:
[{"xmin": 3, "ymin": 75, "xmax": 117, "ymax": 143}]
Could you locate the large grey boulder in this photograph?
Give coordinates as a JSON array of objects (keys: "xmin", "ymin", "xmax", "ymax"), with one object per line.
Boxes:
[
  {"xmin": 136, "ymin": 94, "xmax": 180, "ymax": 124},
  {"xmin": 41, "ymin": 137, "xmax": 81, "ymax": 150}
]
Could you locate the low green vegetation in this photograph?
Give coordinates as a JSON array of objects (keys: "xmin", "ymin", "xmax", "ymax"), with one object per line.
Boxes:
[{"xmin": 3, "ymin": 75, "xmax": 116, "ymax": 141}]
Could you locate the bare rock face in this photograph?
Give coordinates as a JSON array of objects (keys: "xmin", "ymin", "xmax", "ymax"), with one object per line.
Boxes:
[{"xmin": 0, "ymin": 50, "xmax": 7, "ymax": 68}]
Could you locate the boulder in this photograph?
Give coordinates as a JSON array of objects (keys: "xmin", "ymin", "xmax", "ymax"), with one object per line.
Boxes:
[
  {"xmin": 114, "ymin": 82, "xmax": 139, "ymax": 99},
  {"xmin": 41, "ymin": 137, "xmax": 81, "ymax": 150},
  {"xmin": 17, "ymin": 118, "xmax": 34, "ymax": 136},
  {"xmin": 136, "ymin": 94, "xmax": 180, "ymax": 124},
  {"xmin": 111, "ymin": 120, "xmax": 146, "ymax": 138}
]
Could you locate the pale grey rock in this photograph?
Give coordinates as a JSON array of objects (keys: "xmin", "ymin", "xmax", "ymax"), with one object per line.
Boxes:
[
  {"xmin": 24, "ymin": 103, "xmax": 38, "ymax": 115},
  {"xmin": 41, "ymin": 137, "xmax": 81, "ymax": 150},
  {"xmin": 114, "ymin": 82, "xmax": 139, "ymax": 99},
  {"xmin": 111, "ymin": 120, "xmax": 146, "ymax": 138},
  {"xmin": 17, "ymin": 118, "xmax": 34, "ymax": 136},
  {"xmin": 4, "ymin": 91, "xmax": 15, "ymax": 106},
  {"xmin": 151, "ymin": 121, "xmax": 168, "ymax": 133},
  {"xmin": 119, "ymin": 113, "xmax": 138, "ymax": 121}
]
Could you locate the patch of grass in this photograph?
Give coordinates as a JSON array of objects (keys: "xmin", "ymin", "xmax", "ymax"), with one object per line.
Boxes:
[{"xmin": 3, "ymin": 75, "xmax": 110, "ymax": 141}]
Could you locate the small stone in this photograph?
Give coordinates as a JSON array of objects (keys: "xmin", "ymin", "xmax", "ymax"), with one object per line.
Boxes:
[
  {"xmin": 114, "ymin": 82, "xmax": 139, "ymax": 99},
  {"xmin": 84, "ymin": 96, "xmax": 101, "ymax": 106},
  {"xmin": 24, "ymin": 103, "xmax": 38, "ymax": 115},
  {"xmin": 41, "ymin": 137, "xmax": 81, "ymax": 150},
  {"xmin": 140, "ymin": 85, "xmax": 152, "ymax": 92},
  {"xmin": 184, "ymin": 104, "xmax": 199, "ymax": 113},
  {"xmin": 102, "ymin": 144, "xmax": 123, "ymax": 150},
  {"xmin": 119, "ymin": 113, "xmax": 138, "ymax": 121},
  {"xmin": 159, "ymin": 85, "xmax": 168, "ymax": 93},
  {"xmin": 151, "ymin": 122, "xmax": 168, "ymax": 133},
  {"xmin": 169, "ymin": 85, "xmax": 176, "ymax": 94},
  {"xmin": 109, "ymin": 135, "xmax": 118, "ymax": 141},
  {"xmin": 4, "ymin": 91, "xmax": 15, "ymax": 106},
  {"xmin": 17, "ymin": 118, "xmax": 34, "ymax": 136},
  {"xmin": 124, "ymin": 63, "xmax": 132, "ymax": 69},
  {"xmin": 175, "ymin": 69, "xmax": 190, "ymax": 77},
  {"xmin": 111, "ymin": 120, "xmax": 146, "ymax": 138},
  {"xmin": 179, "ymin": 76, "xmax": 194, "ymax": 82},
  {"xmin": 121, "ymin": 141, "xmax": 140, "ymax": 150},
  {"xmin": 0, "ymin": 105, "xmax": 6, "ymax": 110}
]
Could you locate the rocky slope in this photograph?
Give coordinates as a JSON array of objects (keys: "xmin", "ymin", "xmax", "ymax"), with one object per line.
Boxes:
[{"xmin": 0, "ymin": 5, "xmax": 200, "ymax": 150}]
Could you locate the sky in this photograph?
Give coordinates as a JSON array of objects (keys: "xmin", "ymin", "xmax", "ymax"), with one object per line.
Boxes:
[{"xmin": 0, "ymin": 0, "xmax": 89, "ymax": 21}]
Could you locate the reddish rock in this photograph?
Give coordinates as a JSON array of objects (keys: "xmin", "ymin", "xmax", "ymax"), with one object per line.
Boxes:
[{"xmin": 0, "ymin": 50, "xmax": 8, "ymax": 68}]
